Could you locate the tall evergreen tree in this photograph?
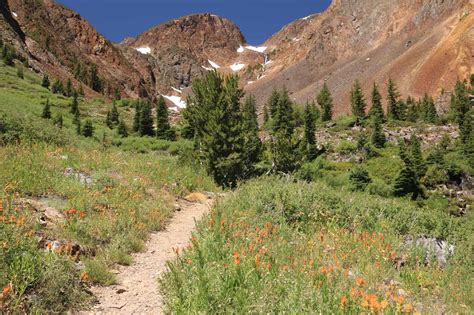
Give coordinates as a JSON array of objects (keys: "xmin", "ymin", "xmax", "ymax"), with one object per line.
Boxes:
[
  {"xmin": 420, "ymin": 94, "xmax": 437, "ymax": 123},
  {"xmin": 371, "ymin": 115, "xmax": 386, "ymax": 148},
  {"xmin": 267, "ymin": 89, "xmax": 280, "ymax": 119},
  {"xmin": 387, "ymin": 79, "xmax": 401, "ymax": 120},
  {"xmin": 117, "ymin": 119, "xmax": 128, "ymax": 138},
  {"xmin": 350, "ymin": 80, "xmax": 366, "ymax": 120},
  {"xmin": 65, "ymin": 79, "xmax": 73, "ymax": 97},
  {"xmin": 185, "ymin": 71, "xmax": 247, "ymax": 188},
  {"xmin": 105, "ymin": 111, "xmax": 113, "ymax": 129},
  {"xmin": 318, "ymin": 83, "xmax": 333, "ymax": 122},
  {"xmin": 90, "ymin": 65, "xmax": 102, "ymax": 92},
  {"xmin": 73, "ymin": 109, "xmax": 81, "ymax": 135},
  {"xmin": 2, "ymin": 45, "xmax": 14, "ymax": 66},
  {"xmin": 110, "ymin": 102, "xmax": 120, "ymax": 125},
  {"xmin": 410, "ymin": 135, "xmax": 427, "ymax": 179},
  {"xmin": 41, "ymin": 74, "xmax": 50, "ymax": 89},
  {"xmin": 303, "ymin": 101, "xmax": 318, "ymax": 161},
  {"xmin": 133, "ymin": 102, "xmax": 141, "ymax": 133},
  {"xmin": 394, "ymin": 139, "xmax": 422, "ymax": 199},
  {"xmin": 460, "ymin": 109, "xmax": 473, "ymax": 164},
  {"xmin": 82, "ymin": 120, "xmax": 94, "ymax": 138},
  {"xmin": 156, "ymin": 96, "xmax": 172, "ymax": 140},
  {"xmin": 369, "ymin": 83, "xmax": 384, "ymax": 121},
  {"xmin": 241, "ymin": 94, "xmax": 263, "ymax": 178},
  {"xmin": 449, "ymin": 80, "xmax": 470, "ymax": 125},
  {"xmin": 139, "ymin": 101, "xmax": 154, "ymax": 137},
  {"xmin": 51, "ymin": 79, "xmax": 64, "ymax": 95},
  {"xmin": 398, "ymin": 99, "xmax": 407, "ymax": 121},
  {"xmin": 405, "ymin": 96, "xmax": 419, "ymax": 122},
  {"xmin": 271, "ymin": 88, "xmax": 299, "ymax": 173},
  {"xmin": 41, "ymin": 99, "xmax": 52, "ymax": 119},
  {"xmin": 70, "ymin": 91, "xmax": 79, "ymax": 114}
]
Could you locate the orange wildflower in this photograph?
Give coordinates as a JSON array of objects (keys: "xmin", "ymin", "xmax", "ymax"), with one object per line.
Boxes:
[
  {"xmin": 79, "ymin": 211, "xmax": 86, "ymax": 219},
  {"xmin": 380, "ymin": 300, "xmax": 389, "ymax": 309},
  {"xmin": 2, "ymin": 283, "xmax": 12, "ymax": 297},
  {"xmin": 208, "ymin": 219, "xmax": 215, "ymax": 226},
  {"xmin": 319, "ymin": 266, "xmax": 329, "ymax": 274},
  {"xmin": 340, "ymin": 296, "xmax": 348, "ymax": 307},
  {"xmin": 355, "ymin": 277, "xmax": 365, "ymax": 286},
  {"xmin": 255, "ymin": 254, "xmax": 261, "ymax": 268},
  {"xmin": 403, "ymin": 304, "xmax": 414, "ymax": 313},
  {"xmin": 80, "ymin": 271, "xmax": 89, "ymax": 282},
  {"xmin": 233, "ymin": 251, "xmax": 241, "ymax": 265},
  {"xmin": 350, "ymin": 287, "xmax": 360, "ymax": 298},
  {"xmin": 220, "ymin": 219, "xmax": 225, "ymax": 228}
]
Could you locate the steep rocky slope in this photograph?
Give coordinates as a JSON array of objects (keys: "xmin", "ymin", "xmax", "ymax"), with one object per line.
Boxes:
[
  {"xmin": 5, "ymin": 0, "xmax": 148, "ymax": 98},
  {"xmin": 245, "ymin": 0, "xmax": 473, "ymax": 114}
]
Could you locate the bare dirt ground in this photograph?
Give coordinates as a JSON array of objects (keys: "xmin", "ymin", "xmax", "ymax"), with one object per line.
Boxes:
[{"xmin": 83, "ymin": 197, "xmax": 212, "ymax": 315}]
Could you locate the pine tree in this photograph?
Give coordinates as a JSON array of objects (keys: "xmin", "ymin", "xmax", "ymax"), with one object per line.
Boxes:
[
  {"xmin": 318, "ymin": 83, "xmax": 333, "ymax": 122},
  {"xmin": 241, "ymin": 94, "xmax": 262, "ymax": 178},
  {"xmin": 41, "ymin": 74, "xmax": 50, "ymax": 89},
  {"xmin": 350, "ymin": 80, "xmax": 366, "ymax": 120},
  {"xmin": 387, "ymin": 79, "xmax": 401, "ymax": 120},
  {"xmin": 371, "ymin": 115, "xmax": 386, "ymax": 148},
  {"xmin": 41, "ymin": 99, "xmax": 52, "ymax": 119},
  {"xmin": 70, "ymin": 91, "xmax": 79, "ymax": 114},
  {"xmin": 405, "ymin": 96, "xmax": 418, "ymax": 122},
  {"xmin": 117, "ymin": 119, "xmax": 128, "ymax": 138},
  {"xmin": 90, "ymin": 65, "xmax": 102, "ymax": 92},
  {"xmin": 410, "ymin": 135, "xmax": 427, "ymax": 179},
  {"xmin": 82, "ymin": 120, "xmax": 94, "ymax": 138},
  {"xmin": 267, "ymin": 90, "xmax": 280, "ymax": 119},
  {"xmin": 421, "ymin": 94, "xmax": 438, "ymax": 123},
  {"xmin": 51, "ymin": 79, "xmax": 64, "ymax": 94},
  {"xmin": 2, "ymin": 45, "xmax": 14, "ymax": 66},
  {"xmin": 398, "ymin": 99, "xmax": 407, "ymax": 121},
  {"xmin": 271, "ymin": 88, "xmax": 299, "ymax": 173},
  {"xmin": 369, "ymin": 82, "xmax": 384, "ymax": 121},
  {"xmin": 460, "ymin": 109, "xmax": 473, "ymax": 163},
  {"xmin": 133, "ymin": 102, "xmax": 141, "ymax": 133},
  {"xmin": 449, "ymin": 80, "xmax": 470, "ymax": 125},
  {"xmin": 73, "ymin": 109, "xmax": 81, "ymax": 135},
  {"xmin": 185, "ymin": 71, "xmax": 247, "ymax": 188},
  {"xmin": 110, "ymin": 102, "xmax": 120, "ymax": 125},
  {"xmin": 156, "ymin": 96, "xmax": 172, "ymax": 140},
  {"xmin": 65, "ymin": 79, "xmax": 73, "ymax": 97},
  {"xmin": 303, "ymin": 101, "xmax": 318, "ymax": 161},
  {"xmin": 394, "ymin": 139, "xmax": 422, "ymax": 199},
  {"xmin": 139, "ymin": 101, "xmax": 154, "ymax": 137},
  {"xmin": 105, "ymin": 111, "xmax": 113, "ymax": 129},
  {"xmin": 349, "ymin": 166, "xmax": 372, "ymax": 191}
]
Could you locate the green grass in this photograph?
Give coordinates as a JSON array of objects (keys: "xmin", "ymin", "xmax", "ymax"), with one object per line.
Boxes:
[
  {"xmin": 0, "ymin": 63, "xmax": 217, "ymax": 312},
  {"xmin": 161, "ymin": 176, "xmax": 473, "ymax": 314}
]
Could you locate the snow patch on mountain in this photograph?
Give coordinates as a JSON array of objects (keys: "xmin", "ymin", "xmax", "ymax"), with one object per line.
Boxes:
[
  {"xmin": 245, "ymin": 46, "xmax": 267, "ymax": 53},
  {"xmin": 136, "ymin": 47, "xmax": 151, "ymax": 55},
  {"xmin": 302, "ymin": 15, "xmax": 313, "ymax": 20},
  {"xmin": 171, "ymin": 87, "xmax": 182, "ymax": 94},
  {"xmin": 163, "ymin": 95, "xmax": 186, "ymax": 109},
  {"xmin": 12, "ymin": 12, "xmax": 18, "ymax": 18},
  {"xmin": 237, "ymin": 46, "xmax": 245, "ymax": 53},
  {"xmin": 202, "ymin": 66, "xmax": 213, "ymax": 71},
  {"xmin": 230, "ymin": 63, "xmax": 245, "ymax": 72},
  {"xmin": 208, "ymin": 60, "xmax": 220, "ymax": 69}
]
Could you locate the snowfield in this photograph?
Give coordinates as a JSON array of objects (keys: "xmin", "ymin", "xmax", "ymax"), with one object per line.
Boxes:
[
  {"xmin": 245, "ymin": 46, "xmax": 267, "ymax": 53},
  {"xmin": 12, "ymin": 12, "xmax": 18, "ymax": 18},
  {"xmin": 208, "ymin": 60, "xmax": 220, "ymax": 69},
  {"xmin": 230, "ymin": 63, "xmax": 245, "ymax": 72},
  {"xmin": 163, "ymin": 95, "xmax": 186, "ymax": 109},
  {"xmin": 302, "ymin": 15, "xmax": 313, "ymax": 20},
  {"xmin": 135, "ymin": 47, "xmax": 151, "ymax": 55},
  {"xmin": 237, "ymin": 46, "xmax": 245, "ymax": 53}
]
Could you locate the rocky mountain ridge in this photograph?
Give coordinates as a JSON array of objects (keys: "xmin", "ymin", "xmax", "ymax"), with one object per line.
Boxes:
[{"xmin": 1, "ymin": 0, "xmax": 472, "ymax": 113}]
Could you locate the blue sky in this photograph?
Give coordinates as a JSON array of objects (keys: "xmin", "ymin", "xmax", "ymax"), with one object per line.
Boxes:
[{"xmin": 58, "ymin": 0, "xmax": 332, "ymax": 45}]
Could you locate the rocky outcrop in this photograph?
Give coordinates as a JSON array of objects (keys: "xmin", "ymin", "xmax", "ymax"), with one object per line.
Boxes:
[{"xmin": 118, "ymin": 13, "xmax": 254, "ymax": 95}]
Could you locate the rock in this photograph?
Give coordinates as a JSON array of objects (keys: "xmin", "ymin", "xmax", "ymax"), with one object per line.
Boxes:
[
  {"xmin": 116, "ymin": 289, "xmax": 127, "ymax": 294},
  {"xmin": 64, "ymin": 167, "xmax": 93, "ymax": 186},
  {"xmin": 404, "ymin": 236, "xmax": 455, "ymax": 268},
  {"xmin": 174, "ymin": 204, "xmax": 181, "ymax": 211},
  {"xmin": 185, "ymin": 192, "xmax": 209, "ymax": 203}
]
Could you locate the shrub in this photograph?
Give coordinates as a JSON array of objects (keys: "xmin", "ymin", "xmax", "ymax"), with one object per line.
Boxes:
[{"xmin": 349, "ymin": 166, "xmax": 372, "ymax": 191}]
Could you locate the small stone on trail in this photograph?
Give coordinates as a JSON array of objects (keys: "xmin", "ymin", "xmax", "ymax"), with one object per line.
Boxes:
[{"xmin": 116, "ymin": 289, "xmax": 127, "ymax": 294}]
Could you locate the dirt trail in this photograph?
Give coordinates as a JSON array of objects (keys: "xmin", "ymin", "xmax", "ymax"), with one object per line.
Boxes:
[{"xmin": 85, "ymin": 198, "xmax": 212, "ymax": 315}]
